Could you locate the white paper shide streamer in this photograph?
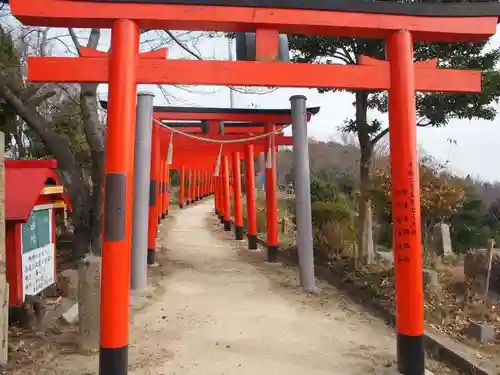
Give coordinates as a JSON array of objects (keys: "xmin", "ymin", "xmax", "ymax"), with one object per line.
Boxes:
[
  {"xmin": 167, "ymin": 132, "xmax": 173, "ymax": 165},
  {"xmin": 213, "ymin": 144, "xmax": 223, "ymax": 176},
  {"xmin": 266, "ymin": 135, "xmax": 273, "ymax": 169}
]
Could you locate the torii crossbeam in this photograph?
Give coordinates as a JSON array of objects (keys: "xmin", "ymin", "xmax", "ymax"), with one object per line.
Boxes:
[{"xmin": 30, "ymin": 47, "xmax": 480, "ymax": 92}]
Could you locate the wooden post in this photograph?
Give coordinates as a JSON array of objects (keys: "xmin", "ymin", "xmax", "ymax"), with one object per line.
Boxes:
[{"xmin": 484, "ymin": 238, "xmax": 495, "ymax": 304}]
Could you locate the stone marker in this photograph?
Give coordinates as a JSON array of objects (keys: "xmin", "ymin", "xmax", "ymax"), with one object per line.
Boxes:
[
  {"xmin": 423, "ymin": 269, "xmax": 439, "ymax": 287},
  {"xmin": 432, "ymin": 222, "xmax": 453, "ymax": 256},
  {"xmin": 61, "ymin": 302, "xmax": 79, "ymax": 325},
  {"xmin": 0, "ymin": 132, "xmax": 8, "ymax": 367},
  {"xmin": 376, "ymin": 250, "xmax": 394, "ymax": 263},
  {"xmin": 464, "ymin": 249, "xmax": 500, "ymax": 295},
  {"xmin": 58, "ymin": 269, "xmax": 79, "ymax": 300},
  {"xmin": 78, "ymin": 255, "xmax": 101, "ymax": 353},
  {"xmin": 467, "ymin": 321, "xmax": 496, "ymax": 344}
]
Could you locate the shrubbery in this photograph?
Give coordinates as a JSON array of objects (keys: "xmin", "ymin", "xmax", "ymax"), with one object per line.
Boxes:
[{"xmin": 308, "ymin": 175, "xmax": 357, "ymax": 260}]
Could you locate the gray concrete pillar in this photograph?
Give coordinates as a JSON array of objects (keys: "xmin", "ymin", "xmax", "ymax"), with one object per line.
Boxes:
[
  {"xmin": 256, "ymin": 152, "xmax": 265, "ymax": 191},
  {"xmin": 131, "ymin": 92, "xmax": 155, "ymax": 291},
  {"xmin": 290, "ymin": 95, "xmax": 315, "ymax": 293}
]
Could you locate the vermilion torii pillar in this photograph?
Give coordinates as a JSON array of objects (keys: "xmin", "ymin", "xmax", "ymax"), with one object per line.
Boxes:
[
  {"xmin": 388, "ymin": 31, "xmax": 425, "ymax": 375},
  {"xmin": 179, "ymin": 166, "xmax": 186, "ymax": 208},
  {"xmin": 197, "ymin": 169, "xmax": 202, "ymax": 200},
  {"xmin": 232, "ymin": 151, "xmax": 244, "ymax": 240},
  {"xmin": 163, "ymin": 161, "xmax": 170, "ymax": 217},
  {"xmin": 147, "ymin": 122, "xmax": 160, "ymax": 265},
  {"xmin": 245, "ymin": 144, "xmax": 258, "ymax": 250},
  {"xmin": 222, "ymin": 155, "xmax": 232, "ymax": 231},
  {"xmin": 190, "ymin": 169, "xmax": 195, "ymax": 204},
  {"xmin": 158, "ymin": 156, "xmax": 163, "ymax": 224},
  {"xmin": 186, "ymin": 169, "xmax": 192, "ymax": 205},
  {"xmin": 13, "ymin": 0, "xmax": 498, "ymax": 373},
  {"xmin": 265, "ymin": 123, "xmax": 279, "ymax": 263}
]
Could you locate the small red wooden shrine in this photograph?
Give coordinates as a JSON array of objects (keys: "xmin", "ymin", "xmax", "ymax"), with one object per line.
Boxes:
[{"xmin": 5, "ymin": 159, "xmax": 71, "ymax": 306}]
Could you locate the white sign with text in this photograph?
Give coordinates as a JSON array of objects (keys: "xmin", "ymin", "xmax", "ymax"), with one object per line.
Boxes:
[{"xmin": 22, "ymin": 243, "xmax": 55, "ymax": 300}]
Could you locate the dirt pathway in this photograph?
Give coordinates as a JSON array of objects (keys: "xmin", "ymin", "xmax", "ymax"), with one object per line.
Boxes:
[
  {"xmin": 13, "ymin": 200, "xmax": 403, "ymax": 375},
  {"xmin": 128, "ymin": 200, "xmax": 399, "ymax": 375}
]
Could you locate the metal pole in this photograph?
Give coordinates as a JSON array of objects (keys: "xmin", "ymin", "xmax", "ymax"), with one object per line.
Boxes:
[
  {"xmin": 131, "ymin": 92, "xmax": 154, "ymax": 291},
  {"xmin": 256, "ymin": 152, "xmax": 265, "ymax": 191},
  {"xmin": 228, "ymin": 37, "xmax": 236, "ymax": 108},
  {"xmin": 290, "ymin": 95, "xmax": 315, "ymax": 293}
]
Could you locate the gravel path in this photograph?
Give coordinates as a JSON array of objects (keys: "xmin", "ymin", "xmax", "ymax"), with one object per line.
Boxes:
[{"xmin": 127, "ymin": 200, "xmax": 398, "ymax": 375}]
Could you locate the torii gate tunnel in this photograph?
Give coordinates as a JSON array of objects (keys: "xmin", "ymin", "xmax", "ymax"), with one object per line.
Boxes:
[
  {"xmin": 10, "ymin": 0, "xmax": 500, "ymax": 374},
  {"xmin": 147, "ymin": 105, "xmax": 317, "ymax": 253}
]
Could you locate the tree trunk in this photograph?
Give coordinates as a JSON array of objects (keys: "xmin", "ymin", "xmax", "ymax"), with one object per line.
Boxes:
[
  {"xmin": 80, "ymin": 84, "xmax": 105, "ymax": 256},
  {"xmin": 89, "ymin": 151, "xmax": 104, "ymax": 255},
  {"xmin": 358, "ymin": 155, "xmax": 375, "ymax": 264},
  {"xmin": 355, "ymin": 91, "xmax": 375, "ymax": 264},
  {"xmin": 14, "ymin": 129, "xmax": 25, "ymax": 159}
]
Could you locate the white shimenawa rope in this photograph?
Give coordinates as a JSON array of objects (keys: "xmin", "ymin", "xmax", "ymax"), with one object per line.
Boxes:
[
  {"xmin": 99, "ymin": 106, "xmax": 286, "ymax": 144},
  {"xmin": 153, "ymin": 118, "xmax": 288, "ymax": 144}
]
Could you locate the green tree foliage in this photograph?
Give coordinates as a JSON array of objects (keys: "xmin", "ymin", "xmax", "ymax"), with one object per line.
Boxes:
[
  {"xmin": 450, "ymin": 190, "xmax": 491, "ymax": 253},
  {"xmin": 484, "ymin": 197, "xmax": 500, "ymax": 235},
  {"xmin": 310, "ymin": 175, "xmax": 339, "ymax": 203},
  {"xmin": 309, "ymin": 175, "xmax": 357, "ymax": 259}
]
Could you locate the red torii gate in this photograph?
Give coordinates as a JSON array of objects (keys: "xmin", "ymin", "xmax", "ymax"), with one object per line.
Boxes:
[
  {"xmin": 149, "ymin": 105, "xmax": 315, "ymax": 248},
  {"xmin": 167, "ymin": 132, "xmax": 291, "ymax": 238},
  {"xmin": 11, "ymin": 0, "xmax": 500, "ymax": 374}
]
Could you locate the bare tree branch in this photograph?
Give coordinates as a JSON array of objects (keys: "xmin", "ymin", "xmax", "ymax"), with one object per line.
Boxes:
[
  {"xmin": 68, "ymin": 28, "xmax": 81, "ymax": 53},
  {"xmin": 166, "ymin": 30, "xmax": 202, "ymax": 60},
  {"xmin": 87, "ymin": 28, "xmax": 100, "ymax": 49},
  {"xmin": 417, "ymin": 117, "xmax": 432, "ymax": 127},
  {"xmin": 19, "ymin": 83, "xmax": 44, "ymax": 102},
  {"xmin": 370, "ymin": 128, "xmax": 389, "ymax": 145},
  {"xmin": 25, "ymin": 90, "xmax": 57, "ymax": 107}
]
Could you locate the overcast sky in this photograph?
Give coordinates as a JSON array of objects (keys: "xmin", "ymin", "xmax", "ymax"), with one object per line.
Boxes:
[{"xmin": 12, "ymin": 19, "xmax": 500, "ymax": 182}]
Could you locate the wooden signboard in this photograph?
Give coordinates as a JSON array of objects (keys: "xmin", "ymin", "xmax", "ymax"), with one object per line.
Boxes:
[{"xmin": 21, "ymin": 206, "xmax": 54, "ymax": 300}]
